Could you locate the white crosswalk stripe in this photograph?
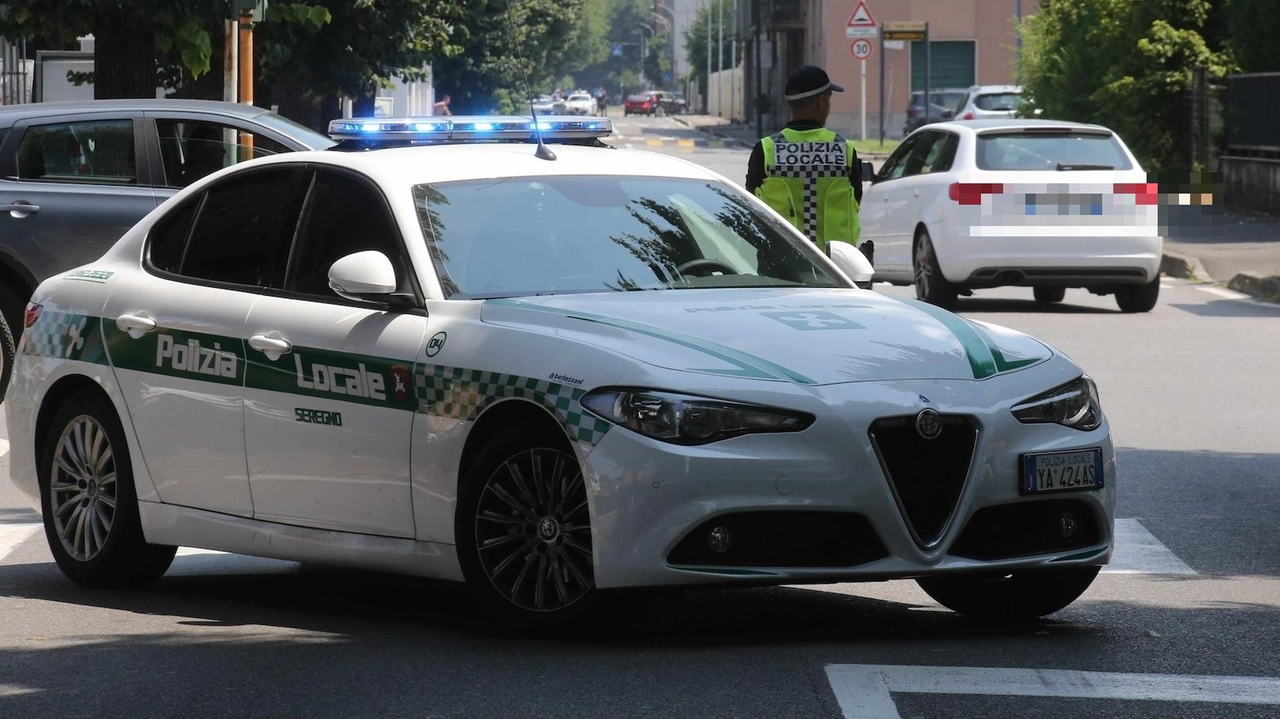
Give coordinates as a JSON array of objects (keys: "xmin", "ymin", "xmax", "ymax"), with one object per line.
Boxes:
[{"xmin": 0, "ymin": 524, "xmax": 41, "ymax": 563}]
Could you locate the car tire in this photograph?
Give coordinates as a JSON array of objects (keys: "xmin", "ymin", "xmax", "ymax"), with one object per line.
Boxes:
[
  {"xmin": 39, "ymin": 391, "xmax": 176, "ymax": 588},
  {"xmin": 1033, "ymin": 287, "xmax": 1066, "ymax": 303},
  {"xmin": 0, "ymin": 311, "xmax": 13, "ymax": 401},
  {"xmin": 1115, "ymin": 278, "xmax": 1160, "ymax": 313},
  {"xmin": 913, "ymin": 229, "xmax": 958, "ymax": 309},
  {"xmin": 916, "ymin": 566, "xmax": 1101, "ymax": 621},
  {"xmin": 0, "ymin": 282, "xmax": 27, "ymax": 349},
  {"xmin": 455, "ymin": 423, "xmax": 598, "ymax": 629}
]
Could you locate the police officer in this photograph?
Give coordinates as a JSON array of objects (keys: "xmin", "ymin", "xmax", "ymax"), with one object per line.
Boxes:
[{"xmin": 746, "ymin": 65, "xmax": 870, "ymax": 263}]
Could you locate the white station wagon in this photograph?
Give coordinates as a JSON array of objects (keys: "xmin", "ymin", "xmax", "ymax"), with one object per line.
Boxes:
[
  {"xmin": 4, "ymin": 117, "xmax": 1114, "ymax": 628},
  {"xmin": 860, "ymin": 119, "xmax": 1162, "ymax": 312}
]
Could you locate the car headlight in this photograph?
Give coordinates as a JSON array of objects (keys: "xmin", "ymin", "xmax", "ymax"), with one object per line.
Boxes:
[
  {"xmin": 580, "ymin": 388, "xmax": 813, "ymax": 445},
  {"xmin": 1011, "ymin": 375, "xmax": 1102, "ymax": 431}
]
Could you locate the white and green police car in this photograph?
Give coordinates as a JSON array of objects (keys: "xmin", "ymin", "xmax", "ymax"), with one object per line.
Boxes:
[{"xmin": 2, "ymin": 116, "xmax": 1113, "ymax": 627}]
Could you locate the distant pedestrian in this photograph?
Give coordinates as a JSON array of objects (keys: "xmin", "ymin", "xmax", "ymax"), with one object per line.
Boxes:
[
  {"xmin": 433, "ymin": 94, "xmax": 452, "ymax": 116},
  {"xmin": 595, "ymin": 87, "xmax": 608, "ymax": 117},
  {"xmin": 746, "ymin": 65, "xmax": 867, "ymax": 261}
]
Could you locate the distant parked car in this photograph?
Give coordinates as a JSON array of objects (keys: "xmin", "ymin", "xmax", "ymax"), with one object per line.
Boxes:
[
  {"xmin": 953, "ymin": 85, "xmax": 1024, "ymax": 121},
  {"xmin": 530, "ymin": 96, "xmax": 567, "ymax": 115},
  {"xmin": 565, "ymin": 93, "xmax": 596, "ymax": 115},
  {"xmin": 903, "ymin": 88, "xmax": 968, "ymax": 134},
  {"xmin": 0, "ymin": 99, "xmax": 333, "ymax": 390},
  {"xmin": 653, "ymin": 91, "xmax": 687, "ymax": 115},
  {"xmin": 623, "ymin": 93, "xmax": 659, "ymax": 116}
]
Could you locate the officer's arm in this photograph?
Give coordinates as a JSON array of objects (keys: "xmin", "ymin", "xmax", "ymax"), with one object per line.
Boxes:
[{"xmin": 746, "ymin": 142, "xmax": 765, "ymax": 194}]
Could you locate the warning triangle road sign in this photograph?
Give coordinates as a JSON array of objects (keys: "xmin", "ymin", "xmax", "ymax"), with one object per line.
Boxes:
[{"xmin": 847, "ymin": 1, "xmax": 876, "ymax": 27}]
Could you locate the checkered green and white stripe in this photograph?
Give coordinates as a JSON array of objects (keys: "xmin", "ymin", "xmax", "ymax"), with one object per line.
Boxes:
[
  {"xmin": 22, "ymin": 311, "xmax": 93, "ymax": 360},
  {"xmin": 416, "ymin": 365, "xmax": 614, "ymax": 447}
]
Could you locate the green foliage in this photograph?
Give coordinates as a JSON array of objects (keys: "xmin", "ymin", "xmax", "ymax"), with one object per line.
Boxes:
[
  {"xmin": 684, "ymin": 0, "xmax": 741, "ymax": 102},
  {"xmin": 1224, "ymin": 0, "xmax": 1280, "ymax": 71},
  {"xmin": 428, "ymin": 0, "xmax": 603, "ymax": 114},
  {"xmin": 1018, "ymin": 0, "xmax": 1231, "ymax": 171}
]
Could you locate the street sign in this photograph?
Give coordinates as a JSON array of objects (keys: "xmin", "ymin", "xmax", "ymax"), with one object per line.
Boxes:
[
  {"xmin": 850, "ymin": 39, "xmax": 873, "ymax": 60},
  {"xmin": 847, "ymin": 1, "xmax": 876, "ymax": 28},
  {"xmin": 845, "ymin": 26, "xmax": 878, "ymax": 39},
  {"xmin": 883, "ymin": 20, "xmax": 927, "ymax": 41},
  {"xmin": 884, "ymin": 39, "xmax": 905, "ymax": 50}
]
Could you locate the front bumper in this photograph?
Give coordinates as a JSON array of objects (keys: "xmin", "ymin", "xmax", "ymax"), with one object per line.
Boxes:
[{"xmin": 582, "ymin": 377, "xmax": 1116, "ymax": 589}]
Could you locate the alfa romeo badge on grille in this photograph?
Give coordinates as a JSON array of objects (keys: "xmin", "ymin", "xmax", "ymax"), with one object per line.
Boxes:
[{"xmin": 915, "ymin": 408, "xmax": 942, "ymax": 440}]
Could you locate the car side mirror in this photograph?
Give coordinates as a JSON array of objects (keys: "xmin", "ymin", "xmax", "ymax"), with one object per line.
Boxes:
[
  {"xmin": 860, "ymin": 160, "xmax": 877, "ymax": 183},
  {"xmin": 826, "ymin": 240, "xmax": 875, "ymax": 289},
  {"xmin": 941, "ymin": 109, "xmax": 954, "ymax": 119},
  {"xmin": 329, "ymin": 250, "xmax": 401, "ymax": 303}
]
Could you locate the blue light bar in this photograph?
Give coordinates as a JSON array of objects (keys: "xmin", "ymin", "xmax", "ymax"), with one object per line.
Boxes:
[{"xmin": 327, "ymin": 115, "xmax": 613, "ymax": 144}]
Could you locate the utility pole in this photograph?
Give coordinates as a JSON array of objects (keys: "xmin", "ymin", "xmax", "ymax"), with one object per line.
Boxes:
[
  {"xmin": 730, "ymin": 0, "xmax": 737, "ymax": 124},
  {"xmin": 717, "ymin": 0, "xmax": 723, "ymax": 117},
  {"xmin": 223, "ymin": 19, "xmax": 237, "ymax": 104},
  {"xmin": 705, "ymin": 0, "xmax": 712, "ymax": 114},
  {"xmin": 1015, "ymin": 0, "xmax": 1023, "ymax": 77},
  {"xmin": 238, "ymin": 4, "xmax": 255, "ymax": 156}
]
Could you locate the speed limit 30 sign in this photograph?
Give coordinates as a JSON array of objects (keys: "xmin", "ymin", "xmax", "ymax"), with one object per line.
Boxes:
[{"xmin": 850, "ymin": 39, "xmax": 873, "ymax": 60}]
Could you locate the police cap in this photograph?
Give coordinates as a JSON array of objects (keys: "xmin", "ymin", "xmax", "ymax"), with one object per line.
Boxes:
[{"xmin": 784, "ymin": 65, "xmax": 845, "ymax": 101}]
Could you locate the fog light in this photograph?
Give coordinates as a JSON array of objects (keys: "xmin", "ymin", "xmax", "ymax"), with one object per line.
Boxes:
[
  {"xmin": 707, "ymin": 526, "xmax": 733, "ymax": 553},
  {"xmin": 1060, "ymin": 512, "xmax": 1078, "ymax": 539}
]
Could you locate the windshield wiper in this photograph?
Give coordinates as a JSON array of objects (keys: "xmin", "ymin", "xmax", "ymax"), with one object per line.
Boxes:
[{"xmin": 1056, "ymin": 163, "xmax": 1114, "ymax": 171}]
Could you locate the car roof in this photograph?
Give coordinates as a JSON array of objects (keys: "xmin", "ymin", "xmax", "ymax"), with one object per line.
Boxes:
[
  {"xmin": 966, "ymin": 85, "xmax": 1021, "ymax": 94},
  {"xmin": 0, "ymin": 98, "xmax": 279, "ymax": 122},
  {"xmin": 929, "ymin": 118, "xmax": 1113, "ymax": 133},
  {"xmin": 248, "ymin": 142, "xmax": 724, "ymax": 187}
]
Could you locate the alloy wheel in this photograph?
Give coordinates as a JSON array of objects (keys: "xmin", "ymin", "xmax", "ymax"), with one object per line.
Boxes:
[
  {"xmin": 49, "ymin": 415, "xmax": 118, "ymax": 562},
  {"xmin": 474, "ymin": 447, "xmax": 594, "ymax": 613},
  {"xmin": 914, "ymin": 238, "xmax": 934, "ymax": 300}
]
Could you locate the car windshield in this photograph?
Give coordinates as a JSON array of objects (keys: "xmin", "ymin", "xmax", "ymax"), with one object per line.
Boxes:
[
  {"xmin": 414, "ymin": 176, "xmax": 841, "ymax": 299},
  {"xmin": 569, "ymin": 94, "xmax": 591, "ymax": 102},
  {"xmin": 976, "ymin": 131, "xmax": 1134, "ymax": 171},
  {"xmin": 975, "ymin": 92, "xmax": 1022, "ymax": 111}
]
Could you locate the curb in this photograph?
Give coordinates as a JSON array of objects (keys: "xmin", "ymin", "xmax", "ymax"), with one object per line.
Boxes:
[
  {"xmin": 1162, "ymin": 250, "xmax": 1280, "ymax": 303},
  {"xmin": 1160, "ymin": 251, "xmax": 1212, "ymax": 283},
  {"xmin": 1227, "ymin": 272, "xmax": 1280, "ymax": 302}
]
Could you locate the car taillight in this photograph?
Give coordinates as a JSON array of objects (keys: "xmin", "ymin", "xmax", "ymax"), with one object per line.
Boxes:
[
  {"xmin": 24, "ymin": 302, "xmax": 42, "ymax": 328},
  {"xmin": 1115, "ymin": 182, "xmax": 1160, "ymax": 205},
  {"xmin": 949, "ymin": 182, "xmax": 1004, "ymax": 205},
  {"xmin": 960, "ymin": 111, "xmax": 974, "ymax": 120}
]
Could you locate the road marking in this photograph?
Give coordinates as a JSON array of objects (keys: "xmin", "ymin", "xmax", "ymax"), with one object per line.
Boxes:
[
  {"xmin": 0, "ymin": 437, "xmax": 8, "ymax": 459},
  {"xmin": 0, "ymin": 523, "xmax": 41, "ymax": 563},
  {"xmin": 826, "ymin": 665, "xmax": 1280, "ymax": 718},
  {"xmin": 168, "ymin": 546, "xmax": 299, "ymax": 576},
  {"xmin": 1105, "ymin": 518, "xmax": 1195, "ymax": 575},
  {"xmin": 1197, "ymin": 285, "xmax": 1250, "ymax": 300}
]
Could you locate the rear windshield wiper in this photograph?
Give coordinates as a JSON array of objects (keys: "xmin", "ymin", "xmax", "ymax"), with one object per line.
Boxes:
[{"xmin": 1056, "ymin": 163, "xmax": 1114, "ymax": 171}]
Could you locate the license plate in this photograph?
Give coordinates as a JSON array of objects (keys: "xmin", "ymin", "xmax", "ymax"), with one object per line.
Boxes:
[
  {"xmin": 1021, "ymin": 448, "xmax": 1104, "ymax": 494},
  {"xmin": 1025, "ymin": 194, "xmax": 1103, "ymax": 216}
]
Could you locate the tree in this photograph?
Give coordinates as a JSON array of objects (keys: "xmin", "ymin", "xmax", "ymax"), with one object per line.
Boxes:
[
  {"xmin": 684, "ymin": 0, "xmax": 740, "ymax": 111},
  {"xmin": 0, "ymin": 0, "xmax": 244, "ymax": 98},
  {"xmin": 428, "ymin": 0, "xmax": 603, "ymax": 115},
  {"xmin": 256, "ymin": 0, "xmax": 472, "ymax": 117},
  {"xmin": 1224, "ymin": 0, "xmax": 1280, "ymax": 71},
  {"xmin": 1019, "ymin": 0, "xmax": 1230, "ymax": 171}
]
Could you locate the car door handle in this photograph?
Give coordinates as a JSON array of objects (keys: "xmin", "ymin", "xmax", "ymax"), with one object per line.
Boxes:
[
  {"xmin": 248, "ymin": 333, "xmax": 292, "ymax": 361},
  {"xmin": 1, "ymin": 203, "xmax": 40, "ymax": 216},
  {"xmin": 116, "ymin": 314, "xmax": 157, "ymax": 339}
]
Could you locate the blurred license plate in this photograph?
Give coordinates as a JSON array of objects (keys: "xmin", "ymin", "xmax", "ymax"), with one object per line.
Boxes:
[
  {"xmin": 1021, "ymin": 448, "xmax": 1104, "ymax": 494},
  {"xmin": 1025, "ymin": 194, "xmax": 1103, "ymax": 216}
]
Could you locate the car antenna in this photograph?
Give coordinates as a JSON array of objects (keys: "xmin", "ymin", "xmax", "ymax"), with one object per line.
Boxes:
[{"xmin": 504, "ymin": 0, "xmax": 556, "ymax": 161}]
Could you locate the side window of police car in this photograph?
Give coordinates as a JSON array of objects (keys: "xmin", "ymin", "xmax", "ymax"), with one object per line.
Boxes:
[
  {"xmin": 284, "ymin": 168, "xmax": 413, "ymax": 302},
  {"xmin": 152, "ymin": 166, "xmax": 306, "ymax": 286}
]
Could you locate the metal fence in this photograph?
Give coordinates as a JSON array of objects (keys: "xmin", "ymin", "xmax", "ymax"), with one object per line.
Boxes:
[
  {"xmin": 1, "ymin": 36, "xmax": 31, "ymax": 105},
  {"xmin": 1224, "ymin": 72, "xmax": 1280, "ymax": 155}
]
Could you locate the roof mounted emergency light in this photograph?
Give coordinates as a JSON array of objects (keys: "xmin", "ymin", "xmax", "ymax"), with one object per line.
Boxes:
[{"xmin": 326, "ymin": 115, "xmax": 613, "ymax": 144}]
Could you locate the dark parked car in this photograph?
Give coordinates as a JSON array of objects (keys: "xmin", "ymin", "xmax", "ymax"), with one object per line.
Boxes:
[
  {"xmin": 902, "ymin": 88, "xmax": 968, "ymax": 134},
  {"xmin": 653, "ymin": 91, "xmax": 687, "ymax": 115},
  {"xmin": 0, "ymin": 99, "xmax": 333, "ymax": 372}
]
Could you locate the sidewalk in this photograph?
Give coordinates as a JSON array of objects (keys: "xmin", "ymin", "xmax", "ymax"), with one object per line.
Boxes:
[{"xmin": 675, "ymin": 115, "xmax": 1280, "ymax": 303}]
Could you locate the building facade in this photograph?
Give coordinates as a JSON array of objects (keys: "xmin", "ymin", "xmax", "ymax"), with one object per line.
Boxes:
[{"xmin": 740, "ymin": 0, "xmax": 1039, "ymax": 140}]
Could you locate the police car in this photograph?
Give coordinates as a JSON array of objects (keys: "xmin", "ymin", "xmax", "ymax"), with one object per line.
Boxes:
[{"xmin": 2, "ymin": 115, "xmax": 1114, "ymax": 628}]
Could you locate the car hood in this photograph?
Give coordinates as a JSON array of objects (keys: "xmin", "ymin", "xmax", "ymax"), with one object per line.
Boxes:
[{"xmin": 480, "ymin": 289, "xmax": 1052, "ymax": 385}]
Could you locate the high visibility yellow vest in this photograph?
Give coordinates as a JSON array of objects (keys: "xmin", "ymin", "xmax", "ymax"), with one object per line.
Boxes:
[{"xmin": 755, "ymin": 127, "xmax": 861, "ymax": 252}]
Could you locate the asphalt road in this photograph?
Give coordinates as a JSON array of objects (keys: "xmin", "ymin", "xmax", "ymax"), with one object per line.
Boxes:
[{"xmin": 1, "ymin": 115, "xmax": 1278, "ymax": 718}]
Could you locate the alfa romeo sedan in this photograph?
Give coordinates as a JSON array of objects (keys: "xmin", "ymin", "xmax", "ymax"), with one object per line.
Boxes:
[
  {"xmin": 3, "ymin": 116, "xmax": 1114, "ymax": 628},
  {"xmin": 860, "ymin": 119, "xmax": 1161, "ymax": 312}
]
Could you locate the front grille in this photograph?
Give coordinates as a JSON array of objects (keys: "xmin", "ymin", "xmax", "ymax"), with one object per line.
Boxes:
[
  {"xmin": 667, "ymin": 511, "xmax": 887, "ymax": 568},
  {"xmin": 949, "ymin": 499, "xmax": 1101, "ymax": 560},
  {"xmin": 868, "ymin": 414, "xmax": 978, "ymax": 548}
]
